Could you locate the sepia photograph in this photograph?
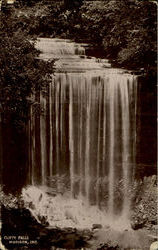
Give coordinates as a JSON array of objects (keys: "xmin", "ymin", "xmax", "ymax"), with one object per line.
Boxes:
[{"xmin": 0, "ymin": 0, "xmax": 157, "ymax": 249}]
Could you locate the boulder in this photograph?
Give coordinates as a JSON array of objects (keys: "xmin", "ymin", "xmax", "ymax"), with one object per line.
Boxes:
[
  {"xmin": 92, "ymin": 224, "xmax": 102, "ymax": 230},
  {"xmin": 131, "ymin": 220, "xmax": 145, "ymax": 230}
]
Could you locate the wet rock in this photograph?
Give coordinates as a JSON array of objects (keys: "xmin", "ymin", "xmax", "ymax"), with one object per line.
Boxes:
[
  {"xmin": 142, "ymin": 214, "xmax": 147, "ymax": 219},
  {"xmin": 150, "ymin": 219, "xmax": 157, "ymax": 225},
  {"xmin": 92, "ymin": 224, "xmax": 102, "ymax": 230},
  {"xmin": 131, "ymin": 220, "xmax": 146, "ymax": 230},
  {"xmin": 97, "ymin": 242, "xmax": 120, "ymax": 250}
]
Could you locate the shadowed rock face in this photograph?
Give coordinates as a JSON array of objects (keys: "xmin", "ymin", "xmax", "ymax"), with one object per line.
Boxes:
[{"xmin": 1, "ymin": 121, "xmax": 28, "ymax": 195}]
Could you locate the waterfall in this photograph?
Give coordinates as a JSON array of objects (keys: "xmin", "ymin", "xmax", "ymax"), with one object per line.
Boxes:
[{"xmin": 29, "ymin": 38, "xmax": 137, "ymax": 218}]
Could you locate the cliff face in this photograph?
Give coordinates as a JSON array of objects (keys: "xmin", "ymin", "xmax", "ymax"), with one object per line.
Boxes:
[{"xmin": 136, "ymin": 76, "xmax": 157, "ymax": 178}]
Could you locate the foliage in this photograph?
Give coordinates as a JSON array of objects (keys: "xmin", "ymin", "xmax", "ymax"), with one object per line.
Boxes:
[
  {"xmin": 80, "ymin": 0, "xmax": 157, "ymax": 71},
  {"xmin": 0, "ymin": 13, "xmax": 54, "ymax": 127},
  {"xmin": 14, "ymin": 0, "xmax": 156, "ymax": 73}
]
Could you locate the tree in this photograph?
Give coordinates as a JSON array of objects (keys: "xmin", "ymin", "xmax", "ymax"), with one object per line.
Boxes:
[{"xmin": 0, "ymin": 14, "xmax": 54, "ymax": 127}]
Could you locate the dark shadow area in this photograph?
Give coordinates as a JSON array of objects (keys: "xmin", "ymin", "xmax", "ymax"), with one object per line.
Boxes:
[
  {"xmin": 136, "ymin": 76, "xmax": 157, "ymax": 179},
  {"xmin": 1, "ymin": 115, "xmax": 29, "ymax": 195},
  {"xmin": 1, "ymin": 206, "xmax": 92, "ymax": 249}
]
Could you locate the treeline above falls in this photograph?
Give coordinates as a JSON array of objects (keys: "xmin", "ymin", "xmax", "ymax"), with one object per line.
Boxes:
[{"xmin": 1, "ymin": 0, "xmax": 157, "ymax": 76}]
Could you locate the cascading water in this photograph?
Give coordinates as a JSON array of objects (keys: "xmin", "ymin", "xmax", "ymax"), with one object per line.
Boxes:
[{"xmin": 29, "ymin": 38, "xmax": 137, "ymax": 219}]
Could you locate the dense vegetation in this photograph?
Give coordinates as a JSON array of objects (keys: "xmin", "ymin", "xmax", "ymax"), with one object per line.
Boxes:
[
  {"xmin": 0, "ymin": 12, "xmax": 54, "ymax": 127},
  {"xmin": 11, "ymin": 0, "xmax": 157, "ymax": 76}
]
